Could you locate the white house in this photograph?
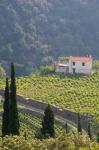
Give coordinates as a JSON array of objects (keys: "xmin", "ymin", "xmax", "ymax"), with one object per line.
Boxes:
[
  {"xmin": 69, "ymin": 56, "xmax": 92, "ymax": 74},
  {"xmin": 55, "ymin": 56, "xmax": 93, "ymax": 74}
]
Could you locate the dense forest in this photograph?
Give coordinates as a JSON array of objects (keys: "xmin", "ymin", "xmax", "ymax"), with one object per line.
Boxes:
[{"xmin": 0, "ymin": 0, "xmax": 99, "ymax": 75}]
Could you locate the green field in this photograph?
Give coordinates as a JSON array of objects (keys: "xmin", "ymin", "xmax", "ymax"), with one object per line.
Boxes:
[{"xmin": 0, "ymin": 74, "xmax": 99, "ymax": 122}]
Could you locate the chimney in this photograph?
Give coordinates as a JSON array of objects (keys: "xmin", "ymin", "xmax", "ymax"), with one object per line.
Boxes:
[{"xmin": 89, "ymin": 55, "xmax": 92, "ymax": 59}]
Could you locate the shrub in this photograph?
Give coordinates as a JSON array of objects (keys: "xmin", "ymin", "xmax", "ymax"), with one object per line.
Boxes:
[{"xmin": 40, "ymin": 66, "xmax": 55, "ymax": 75}]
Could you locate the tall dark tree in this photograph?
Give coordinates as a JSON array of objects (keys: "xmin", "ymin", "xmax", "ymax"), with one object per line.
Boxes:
[
  {"xmin": 9, "ymin": 63, "xmax": 19, "ymax": 135},
  {"xmin": 87, "ymin": 122, "xmax": 92, "ymax": 139},
  {"xmin": 2, "ymin": 78, "xmax": 10, "ymax": 137},
  {"xmin": 42, "ymin": 104, "xmax": 55, "ymax": 138},
  {"xmin": 65, "ymin": 122, "xmax": 69, "ymax": 134},
  {"xmin": 77, "ymin": 113, "xmax": 82, "ymax": 133},
  {"xmin": 97, "ymin": 133, "xmax": 99, "ymax": 143}
]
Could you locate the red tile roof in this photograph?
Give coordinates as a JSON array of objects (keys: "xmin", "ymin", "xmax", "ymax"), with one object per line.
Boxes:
[{"xmin": 70, "ymin": 56, "xmax": 92, "ymax": 62}]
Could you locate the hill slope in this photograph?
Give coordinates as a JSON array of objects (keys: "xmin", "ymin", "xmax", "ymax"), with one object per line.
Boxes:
[
  {"xmin": 0, "ymin": 0, "xmax": 99, "ymax": 74},
  {"xmin": 0, "ymin": 74, "xmax": 99, "ymax": 124}
]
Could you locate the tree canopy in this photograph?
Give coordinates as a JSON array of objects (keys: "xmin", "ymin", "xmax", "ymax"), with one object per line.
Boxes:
[
  {"xmin": 0, "ymin": 0, "xmax": 99, "ymax": 75},
  {"xmin": 0, "ymin": 65, "xmax": 6, "ymax": 78}
]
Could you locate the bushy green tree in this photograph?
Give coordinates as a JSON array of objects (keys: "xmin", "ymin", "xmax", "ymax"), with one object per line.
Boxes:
[
  {"xmin": 9, "ymin": 63, "xmax": 20, "ymax": 135},
  {"xmin": 40, "ymin": 66, "xmax": 55, "ymax": 75},
  {"xmin": 58, "ymin": 56, "xmax": 69, "ymax": 62},
  {"xmin": 93, "ymin": 60, "xmax": 99, "ymax": 73},
  {"xmin": 2, "ymin": 78, "xmax": 10, "ymax": 137},
  {"xmin": 0, "ymin": 134, "xmax": 98, "ymax": 150},
  {"xmin": 42, "ymin": 104, "xmax": 55, "ymax": 138}
]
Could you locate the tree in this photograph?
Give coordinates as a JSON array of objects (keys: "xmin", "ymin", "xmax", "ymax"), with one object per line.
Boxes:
[
  {"xmin": 97, "ymin": 133, "xmax": 99, "ymax": 143},
  {"xmin": 92, "ymin": 60, "xmax": 99, "ymax": 73},
  {"xmin": 65, "ymin": 122, "xmax": 69, "ymax": 134},
  {"xmin": 77, "ymin": 113, "xmax": 82, "ymax": 133},
  {"xmin": 2, "ymin": 78, "xmax": 10, "ymax": 137},
  {"xmin": 24, "ymin": 131, "xmax": 27, "ymax": 140},
  {"xmin": 40, "ymin": 66, "xmax": 55, "ymax": 75},
  {"xmin": 0, "ymin": 64, "xmax": 6, "ymax": 78},
  {"xmin": 42, "ymin": 104, "xmax": 55, "ymax": 138},
  {"xmin": 87, "ymin": 122, "xmax": 92, "ymax": 139},
  {"xmin": 9, "ymin": 63, "xmax": 20, "ymax": 135},
  {"xmin": 58, "ymin": 56, "xmax": 69, "ymax": 62}
]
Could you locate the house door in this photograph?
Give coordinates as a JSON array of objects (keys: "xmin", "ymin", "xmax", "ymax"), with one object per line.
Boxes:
[{"xmin": 73, "ymin": 68, "xmax": 76, "ymax": 74}]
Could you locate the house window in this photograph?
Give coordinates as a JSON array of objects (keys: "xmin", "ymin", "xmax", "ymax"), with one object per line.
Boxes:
[
  {"xmin": 72, "ymin": 62, "xmax": 75, "ymax": 66},
  {"xmin": 82, "ymin": 62, "xmax": 85, "ymax": 66}
]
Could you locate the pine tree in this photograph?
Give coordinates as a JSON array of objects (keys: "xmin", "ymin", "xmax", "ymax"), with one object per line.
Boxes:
[
  {"xmin": 2, "ymin": 78, "xmax": 10, "ymax": 137},
  {"xmin": 42, "ymin": 104, "xmax": 55, "ymax": 138},
  {"xmin": 9, "ymin": 63, "xmax": 19, "ymax": 135},
  {"xmin": 88, "ymin": 122, "xmax": 92, "ymax": 139},
  {"xmin": 77, "ymin": 113, "xmax": 82, "ymax": 133}
]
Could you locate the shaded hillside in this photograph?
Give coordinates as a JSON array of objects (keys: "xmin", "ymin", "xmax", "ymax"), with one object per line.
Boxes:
[{"xmin": 0, "ymin": 0, "xmax": 99, "ymax": 75}]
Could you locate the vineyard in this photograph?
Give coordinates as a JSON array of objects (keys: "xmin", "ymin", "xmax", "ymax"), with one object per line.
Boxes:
[
  {"xmin": 0, "ymin": 74, "xmax": 99, "ymax": 149},
  {"xmin": 0, "ymin": 74, "xmax": 99, "ymax": 122},
  {"xmin": 16, "ymin": 74, "xmax": 99, "ymax": 122},
  {"xmin": 0, "ymin": 106, "xmax": 67, "ymax": 138},
  {"xmin": 0, "ymin": 111, "xmax": 98, "ymax": 150},
  {"xmin": 0, "ymin": 108, "xmax": 98, "ymax": 149}
]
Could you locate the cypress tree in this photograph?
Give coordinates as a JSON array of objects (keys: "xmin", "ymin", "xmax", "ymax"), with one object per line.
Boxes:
[
  {"xmin": 42, "ymin": 104, "xmax": 55, "ymax": 138},
  {"xmin": 65, "ymin": 122, "xmax": 68, "ymax": 134},
  {"xmin": 24, "ymin": 131, "xmax": 27, "ymax": 140},
  {"xmin": 97, "ymin": 133, "xmax": 99, "ymax": 143},
  {"xmin": 9, "ymin": 62, "xmax": 19, "ymax": 135},
  {"xmin": 77, "ymin": 113, "xmax": 82, "ymax": 133},
  {"xmin": 87, "ymin": 122, "xmax": 92, "ymax": 139},
  {"xmin": 2, "ymin": 78, "xmax": 10, "ymax": 137}
]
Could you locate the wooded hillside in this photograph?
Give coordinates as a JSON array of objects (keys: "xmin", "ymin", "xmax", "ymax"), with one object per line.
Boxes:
[{"xmin": 0, "ymin": 0, "xmax": 99, "ymax": 74}]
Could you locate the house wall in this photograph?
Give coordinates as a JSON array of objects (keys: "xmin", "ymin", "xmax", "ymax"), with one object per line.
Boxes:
[
  {"xmin": 56, "ymin": 66, "xmax": 67, "ymax": 73},
  {"xmin": 69, "ymin": 60, "xmax": 92, "ymax": 74}
]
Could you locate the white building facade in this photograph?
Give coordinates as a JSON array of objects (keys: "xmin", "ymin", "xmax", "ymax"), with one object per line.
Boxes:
[
  {"xmin": 55, "ymin": 56, "xmax": 93, "ymax": 74},
  {"xmin": 69, "ymin": 56, "xmax": 92, "ymax": 74}
]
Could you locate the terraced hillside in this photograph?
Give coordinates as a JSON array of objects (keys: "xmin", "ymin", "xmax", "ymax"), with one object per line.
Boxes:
[
  {"xmin": 0, "ymin": 74, "xmax": 99, "ymax": 122},
  {"xmin": 16, "ymin": 74, "xmax": 99, "ymax": 121},
  {"xmin": 0, "ymin": 102, "xmax": 67, "ymax": 138}
]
